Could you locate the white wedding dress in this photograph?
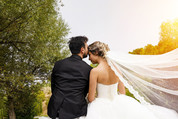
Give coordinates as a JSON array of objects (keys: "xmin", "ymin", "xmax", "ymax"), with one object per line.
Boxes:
[{"xmin": 79, "ymin": 83, "xmax": 178, "ymax": 119}]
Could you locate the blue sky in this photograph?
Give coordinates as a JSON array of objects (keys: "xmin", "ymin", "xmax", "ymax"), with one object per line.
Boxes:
[{"xmin": 60, "ymin": 0, "xmax": 178, "ymax": 54}]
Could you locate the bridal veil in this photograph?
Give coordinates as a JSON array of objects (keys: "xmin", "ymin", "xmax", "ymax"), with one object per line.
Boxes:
[{"xmin": 106, "ymin": 48, "xmax": 178, "ymax": 112}]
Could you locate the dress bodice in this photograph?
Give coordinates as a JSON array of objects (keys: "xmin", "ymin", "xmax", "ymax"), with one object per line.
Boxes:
[{"xmin": 97, "ymin": 83, "xmax": 118, "ymax": 100}]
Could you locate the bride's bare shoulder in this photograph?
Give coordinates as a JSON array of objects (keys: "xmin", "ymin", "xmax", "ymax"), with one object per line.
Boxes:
[
  {"xmin": 90, "ymin": 66, "xmax": 103, "ymax": 78},
  {"xmin": 91, "ymin": 66, "xmax": 99, "ymax": 73},
  {"xmin": 92, "ymin": 64, "xmax": 104, "ymax": 72}
]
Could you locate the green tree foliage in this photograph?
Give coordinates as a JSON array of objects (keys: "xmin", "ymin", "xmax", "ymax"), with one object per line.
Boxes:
[
  {"xmin": 129, "ymin": 19, "xmax": 178, "ymax": 55},
  {"xmin": 90, "ymin": 63, "xmax": 98, "ymax": 68},
  {"xmin": 157, "ymin": 19, "xmax": 178, "ymax": 54},
  {"xmin": 15, "ymin": 86, "xmax": 45, "ymax": 119},
  {"xmin": 0, "ymin": 96, "xmax": 8, "ymax": 118},
  {"xmin": 0, "ymin": 0, "xmax": 69, "ymax": 118}
]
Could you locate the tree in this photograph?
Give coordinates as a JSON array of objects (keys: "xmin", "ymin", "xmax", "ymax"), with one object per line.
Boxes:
[
  {"xmin": 0, "ymin": 0, "xmax": 69, "ymax": 119},
  {"xmin": 157, "ymin": 19, "xmax": 178, "ymax": 54},
  {"xmin": 129, "ymin": 48, "xmax": 144, "ymax": 55}
]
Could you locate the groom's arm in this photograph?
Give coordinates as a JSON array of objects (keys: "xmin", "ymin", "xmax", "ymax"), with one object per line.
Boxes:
[
  {"xmin": 51, "ymin": 71, "xmax": 55, "ymax": 94},
  {"xmin": 84, "ymin": 66, "xmax": 93, "ymax": 97},
  {"xmin": 51, "ymin": 63, "xmax": 57, "ymax": 94},
  {"xmin": 84, "ymin": 80, "xmax": 89, "ymax": 97}
]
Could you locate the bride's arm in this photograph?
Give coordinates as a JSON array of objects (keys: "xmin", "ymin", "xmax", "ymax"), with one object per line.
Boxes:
[
  {"xmin": 118, "ymin": 79, "xmax": 125, "ymax": 94},
  {"xmin": 88, "ymin": 69, "xmax": 98, "ymax": 102}
]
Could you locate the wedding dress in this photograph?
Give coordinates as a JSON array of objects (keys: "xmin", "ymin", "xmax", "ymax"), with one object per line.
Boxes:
[
  {"xmin": 80, "ymin": 48, "xmax": 178, "ymax": 119},
  {"xmin": 79, "ymin": 83, "xmax": 178, "ymax": 119}
]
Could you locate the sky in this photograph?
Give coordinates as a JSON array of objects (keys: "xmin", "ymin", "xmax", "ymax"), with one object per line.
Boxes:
[{"xmin": 60, "ymin": 0, "xmax": 178, "ymax": 53}]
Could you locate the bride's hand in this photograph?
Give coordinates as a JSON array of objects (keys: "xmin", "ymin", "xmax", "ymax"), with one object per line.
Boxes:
[{"xmin": 118, "ymin": 79, "xmax": 125, "ymax": 94}]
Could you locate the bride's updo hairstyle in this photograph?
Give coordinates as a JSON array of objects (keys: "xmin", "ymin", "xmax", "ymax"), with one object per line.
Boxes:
[{"xmin": 88, "ymin": 41, "xmax": 110, "ymax": 58}]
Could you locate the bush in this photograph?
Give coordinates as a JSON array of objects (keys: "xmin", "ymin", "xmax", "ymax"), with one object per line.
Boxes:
[{"xmin": 14, "ymin": 87, "xmax": 45, "ymax": 119}]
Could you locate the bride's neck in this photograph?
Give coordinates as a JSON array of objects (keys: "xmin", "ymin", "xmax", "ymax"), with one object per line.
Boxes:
[{"xmin": 97, "ymin": 57, "xmax": 107, "ymax": 64}]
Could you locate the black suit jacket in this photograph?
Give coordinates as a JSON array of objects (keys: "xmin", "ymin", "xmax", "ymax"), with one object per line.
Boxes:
[{"xmin": 48, "ymin": 55, "xmax": 92, "ymax": 119}]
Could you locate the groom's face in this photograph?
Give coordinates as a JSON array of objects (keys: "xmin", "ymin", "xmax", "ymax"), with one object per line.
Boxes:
[{"xmin": 83, "ymin": 43, "xmax": 88, "ymax": 58}]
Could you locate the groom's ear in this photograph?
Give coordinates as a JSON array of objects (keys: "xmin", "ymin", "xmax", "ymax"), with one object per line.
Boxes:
[{"xmin": 80, "ymin": 47, "xmax": 85, "ymax": 54}]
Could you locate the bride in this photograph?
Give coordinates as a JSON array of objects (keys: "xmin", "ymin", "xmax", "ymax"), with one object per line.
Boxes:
[{"xmin": 80, "ymin": 41, "xmax": 178, "ymax": 119}]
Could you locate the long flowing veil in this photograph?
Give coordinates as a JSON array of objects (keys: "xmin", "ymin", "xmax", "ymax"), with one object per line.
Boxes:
[{"xmin": 106, "ymin": 48, "xmax": 178, "ymax": 112}]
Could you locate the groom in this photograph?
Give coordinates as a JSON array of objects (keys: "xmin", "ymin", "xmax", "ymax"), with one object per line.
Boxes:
[{"xmin": 47, "ymin": 36, "xmax": 92, "ymax": 119}]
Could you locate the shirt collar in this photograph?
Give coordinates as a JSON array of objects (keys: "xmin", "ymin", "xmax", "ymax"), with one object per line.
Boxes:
[{"xmin": 71, "ymin": 54, "xmax": 82, "ymax": 60}]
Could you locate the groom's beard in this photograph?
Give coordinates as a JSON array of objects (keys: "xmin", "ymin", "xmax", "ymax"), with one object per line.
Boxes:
[{"xmin": 83, "ymin": 52, "xmax": 87, "ymax": 58}]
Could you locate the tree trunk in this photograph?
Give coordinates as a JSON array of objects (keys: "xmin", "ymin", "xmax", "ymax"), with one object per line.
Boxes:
[{"xmin": 8, "ymin": 97, "xmax": 16, "ymax": 119}]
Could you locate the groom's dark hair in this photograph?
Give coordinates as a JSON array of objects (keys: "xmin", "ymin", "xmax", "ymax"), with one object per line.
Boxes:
[{"xmin": 68, "ymin": 36, "xmax": 88, "ymax": 54}]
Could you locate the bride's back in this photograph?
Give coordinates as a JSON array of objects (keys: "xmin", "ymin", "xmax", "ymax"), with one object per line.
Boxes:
[{"xmin": 96, "ymin": 62, "xmax": 119, "ymax": 85}]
